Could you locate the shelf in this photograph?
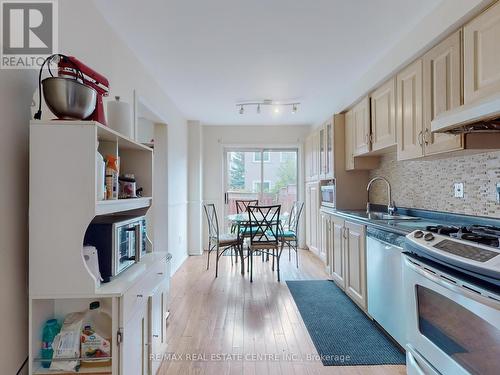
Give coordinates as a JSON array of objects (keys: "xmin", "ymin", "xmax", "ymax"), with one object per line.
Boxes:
[
  {"xmin": 33, "ymin": 364, "xmax": 111, "ymax": 374},
  {"xmin": 95, "ymin": 197, "xmax": 152, "ymax": 215}
]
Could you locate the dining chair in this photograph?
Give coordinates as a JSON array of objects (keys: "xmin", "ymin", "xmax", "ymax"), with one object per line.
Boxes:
[
  {"xmin": 235, "ymin": 199, "xmax": 259, "ymax": 214},
  {"xmin": 203, "ymin": 203, "xmax": 243, "ymax": 277},
  {"xmin": 278, "ymin": 201, "xmax": 304, "ymax": 267},
  {"xmin": 247, "ymin": 205, "xmax": 282, "ymax": 282}
]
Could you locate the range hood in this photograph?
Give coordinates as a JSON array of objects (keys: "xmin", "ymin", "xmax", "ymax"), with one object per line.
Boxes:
[{"xmin": 431, "ymin": 92, "xmax": 500, "ymax": 134}]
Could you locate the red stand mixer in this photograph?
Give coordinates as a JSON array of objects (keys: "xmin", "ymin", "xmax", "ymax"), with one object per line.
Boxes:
[{"xmin": 34, "ymin": 54, "xmax": 110, "ymax": 125}]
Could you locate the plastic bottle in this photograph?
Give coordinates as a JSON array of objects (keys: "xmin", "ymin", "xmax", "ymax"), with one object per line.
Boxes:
[
  {"xmin": 81, "ymin": 301, "xmax": 112, "ymax": 366},
  {"xmin": 105, "ymin": 155, "xmax": 119, "ymax": 200},
  {"xmin": 41, "ymin": 319, "xmax": 61, "ymax": 368}
]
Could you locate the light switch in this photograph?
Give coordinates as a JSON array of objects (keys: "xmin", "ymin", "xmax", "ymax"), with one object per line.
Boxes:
[{"xmin": 454, "ymin": 182, "xmax": 464, "ymax": 198}]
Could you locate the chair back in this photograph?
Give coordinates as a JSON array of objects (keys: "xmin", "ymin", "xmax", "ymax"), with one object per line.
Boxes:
[
  {"xmin": 235, "ymin": 199, "xmax": 259, "ymax": 214},
  {"xmin": 247, "ymin": 205, "xmax": 281, "ymax": 246},
  {"xmin": 288, "ymin": 201, "xmax": 304, "ymax": 233},
  {"xmin": 203, "ymin": 203, "xmax": 219, "ymax": 240}
]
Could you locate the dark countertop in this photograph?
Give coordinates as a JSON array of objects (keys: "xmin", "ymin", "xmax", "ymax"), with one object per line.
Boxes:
[{"xmin": 320, "ymin": 205, "xmax": 500, "ymax": 238}]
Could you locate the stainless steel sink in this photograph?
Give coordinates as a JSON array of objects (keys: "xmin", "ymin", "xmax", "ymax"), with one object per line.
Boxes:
[{"xmin": 367, "ymin": 212, "xmax": 421, "ymax": 221}]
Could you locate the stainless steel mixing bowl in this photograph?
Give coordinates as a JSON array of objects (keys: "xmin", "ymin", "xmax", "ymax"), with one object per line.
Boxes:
[{"xmin": 42, "ymin": 77, "xmax": 97, "ymax": 120}]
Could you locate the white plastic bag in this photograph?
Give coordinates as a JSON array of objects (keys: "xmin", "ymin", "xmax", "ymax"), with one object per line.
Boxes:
[{"xmin": 50, "ymin": 312, "xmax": 84, "ymax": 372}]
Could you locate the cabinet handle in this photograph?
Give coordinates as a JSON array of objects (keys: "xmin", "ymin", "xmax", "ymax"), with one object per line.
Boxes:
[
  {"xmin": 424, "ymin": 128, "xmax": 430, "ymax": 145},
  {"xmin": 153, "ymin": 334, "xmax": 159, "ymax": 338},
  {"xmin": 157, "ymin": 272, "xmax": 164, "ymax": 276},
  {"xmin": 137, "ymin": 294, "xmax": 144, "ymax": 298}
]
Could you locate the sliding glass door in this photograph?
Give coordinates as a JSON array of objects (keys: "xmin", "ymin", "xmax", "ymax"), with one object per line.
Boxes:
[{"xmin": 224, "ymin": 148, "xmax": 298, "ymax": 228}]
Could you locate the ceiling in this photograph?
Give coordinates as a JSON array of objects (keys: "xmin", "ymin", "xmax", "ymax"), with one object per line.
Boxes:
[{"xmin": 94, "ymin": 0, "xmax": 441, "ymax": 126}]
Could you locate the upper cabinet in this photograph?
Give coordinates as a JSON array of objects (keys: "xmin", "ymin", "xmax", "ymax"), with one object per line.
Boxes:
[
  {"xmin": 352, "ymin": 97, "xmax": 371, "ymax": 156},
  {"xmin": 464, "ymin": 1, "xmax": 500, "ymax": 104},
  {"xmin": 371, "ymin": 77, "xmax": 397, "ymax": 151},
  {"xmin": 396, "ymin": 59, "xmax": 424, "ymax": 160},
  {"xmin": 319, "ymin": 118, "xmax": 334, "ymax": 179},
  {"xmin": 423, "ymin": 30, "xmax": 463, "ymax": 155}
]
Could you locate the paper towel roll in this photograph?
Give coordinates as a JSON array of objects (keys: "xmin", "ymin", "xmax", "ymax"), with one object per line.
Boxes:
[{"xmin": 107, "ymin": 96, "xmax": 133, "ymax": 138}]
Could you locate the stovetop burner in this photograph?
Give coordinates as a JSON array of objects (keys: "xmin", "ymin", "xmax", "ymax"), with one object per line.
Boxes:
[{"xmin": 426, "ymin": 225, "xmax": 500, "ymax": 248}]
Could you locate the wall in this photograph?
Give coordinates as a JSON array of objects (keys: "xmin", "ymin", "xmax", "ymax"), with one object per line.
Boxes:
[
  {"xmin": 368, "ymin": 151, "xmax": 500, "ymax": 217},
  {"xmin": 202, "ymin": 125, "xmax": 311, "ymax": 247},
  {"xmin": 0, "ymin": 1, "xmax": 188, "ymax": 373},
  {"xmin": 188, "ymin": 121, "xmax": 203, "ymax": 255}
]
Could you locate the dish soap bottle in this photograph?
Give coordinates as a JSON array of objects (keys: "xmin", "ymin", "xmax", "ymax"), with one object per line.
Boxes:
[
  {"xmin": 41, "ymin": 319, "xmax": 61, "ymax": 368},
  {"xmin": 81, "ymin": 301, "xmax": 112, "ymax": 367},
  {"xmin": 105, "ymin": 155, "xmax": 119, "ymax": 200}
]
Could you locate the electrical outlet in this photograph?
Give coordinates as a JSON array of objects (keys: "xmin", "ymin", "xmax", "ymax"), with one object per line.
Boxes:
[{"xmin": 454, "ymin": 182, "xmax": 464, "ymax": 198}]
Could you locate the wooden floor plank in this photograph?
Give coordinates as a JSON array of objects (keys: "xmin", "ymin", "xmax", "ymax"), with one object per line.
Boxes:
[{"xmin": 158, "ymin": 249, "xmax": 406, "ymax": 375}]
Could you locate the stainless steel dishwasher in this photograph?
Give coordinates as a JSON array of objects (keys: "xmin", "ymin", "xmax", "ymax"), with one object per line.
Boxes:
[{"xmin": 367, "ymin": 230, "xmax": 406, "ymax": 347}]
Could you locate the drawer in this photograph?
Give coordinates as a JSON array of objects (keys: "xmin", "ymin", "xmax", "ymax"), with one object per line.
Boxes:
[{"xmin": 121, "ymin": 260, "xmax": 167, "ymax": 324}]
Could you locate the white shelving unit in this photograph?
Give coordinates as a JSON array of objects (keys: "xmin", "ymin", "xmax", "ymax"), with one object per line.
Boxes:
[{"xmin": 29, "ymin": 121, "xmax": 169, "ymax": 375}]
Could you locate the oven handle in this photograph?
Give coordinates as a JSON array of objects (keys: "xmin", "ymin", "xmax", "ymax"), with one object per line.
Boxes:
[
  {"xmin": 404, "ymin": 256, "xmax": 500, "ymax": 310},
  {"xmin": 134, "ymin": 224, "xmax": 141, "ymax": 262}
]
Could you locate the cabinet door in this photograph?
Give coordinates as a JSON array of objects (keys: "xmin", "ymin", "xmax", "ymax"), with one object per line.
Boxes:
[
  {"xmin": 319, "ymin": 126, "xmax": 326, "ymax": 179},
  {"xmin": 330, "ymin": 215, "xmax": 345, "ymax": 289},
  {"xmin": 304, "ymin": 136, "xmax": 312, "ymax": 181},
  {"xmin": 464, "ymin": 1, "xmax": 500, "ymax": 103},
  {"xmin": 310, "ymin": 183, "xmax": 319, "ymax": 252},
  {"xmin": 344, "ymin": 221, "xmax": 367, "ymax": 311},
  {"xmin": 371, "ymin": 78, "xmax": 397, "ymax": 151},
  {"xmin": 345, "ymin": 110, "xmax": 355, "ymax": 170},
  {"xmin": 305, "ymin": 184, "xmax": 312, "ymax": 248},
  {"xmin": 353, "ymin": 97, "xmax": 371, "ymax": 155},
  {"xmin": 423, "ymin": 30, "xmax": 463, "ymax": 155},
  {"xmin": 397, "ymin": 59, "xmax": 424, "ymax": 160},
  {"xmin": 149, "ymin": 280, "xmax": 169, "ymax": 375},
  {"xmin": 311, "ymin": 131, "xmax": 320, "ymax": 181},
  {"xmin": 121, "ymin": 301, "xmax": 149, "ymax": 375},
  {"xmin": 325, "ymin": 120, "xmax": 334, "ymax": 178},
  {"xmin": 319, "ymin": 213, "xmax": 328, "ymax": 263}
]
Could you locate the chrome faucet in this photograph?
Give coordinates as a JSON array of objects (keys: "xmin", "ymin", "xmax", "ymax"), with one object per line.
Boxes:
[{"xmin": 366, "ymin": 176, "xmax": 396, "ymax": 215}]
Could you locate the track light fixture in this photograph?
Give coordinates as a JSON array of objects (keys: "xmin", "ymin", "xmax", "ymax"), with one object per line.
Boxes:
[{"xmin": 236, "ymin": 100, "xmax": 300, "ymax": 115}]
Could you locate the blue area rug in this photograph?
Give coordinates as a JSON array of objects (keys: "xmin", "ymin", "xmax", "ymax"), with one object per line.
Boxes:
[{"xmin": 286, "ymin": 280, "xmax": 406, "ymax": 366}]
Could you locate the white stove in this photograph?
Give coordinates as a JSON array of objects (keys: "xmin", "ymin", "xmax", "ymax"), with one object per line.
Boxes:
[
  {"xmin": 403, "ymin": 226, "xmax": 500, "ymax": 375},
  {"xmin": 406, "ymin": 227, "xmax": 500, "ymax": 285}
]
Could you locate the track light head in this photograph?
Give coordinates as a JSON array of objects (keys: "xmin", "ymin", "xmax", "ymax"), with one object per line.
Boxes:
[
  {"xmin": 239, "ymin": 105, "xmax": 244, "ymax": 115},
  {"xmin": 257, "ymin": 104, "xmax": 261, "ymax": 114},
  {"xmin": 292, "ymin": 104, "xmax": 298, "ymax": 114}
]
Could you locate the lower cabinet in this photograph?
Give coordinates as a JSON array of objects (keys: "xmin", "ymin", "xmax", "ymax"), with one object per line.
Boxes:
[
  {"xmin": 344, "ymin": 221, "xmax": 367, "ymax": 311},
  {"xmin": 122, "ymin": 302, "xmax": 149, "ymax": 375},
  {"xmin": 120, "ymin": 259, "xmax": 170, "ymax": 375},
  {"xmin": 326, "ymin": 214, "xmax": 368, "ymax": 311},
  {"xmin": 305, "ymin": 182, "xmax": 320, "ymax": 255},
  {"xmin": 319, "ymin": 212, "xmax": 329, "ymax": 264}
]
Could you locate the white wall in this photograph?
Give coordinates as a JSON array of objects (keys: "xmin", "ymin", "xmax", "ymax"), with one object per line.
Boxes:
[
  {"xmin": 188, "ymin": 121, "xmax": 203, "ymax": 255},
  {"xmin": 0, "ymin": 2, "xmax": 188, "ymax": 373},
  {"xmin": 201, "ymin": 125, "xmax": 311, "ymax": 247}
]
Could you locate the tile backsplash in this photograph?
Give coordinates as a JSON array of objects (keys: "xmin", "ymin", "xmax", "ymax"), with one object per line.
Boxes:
[{"xmin": 368, "ymin": 151, "xmax": 500, "ymax": 218}]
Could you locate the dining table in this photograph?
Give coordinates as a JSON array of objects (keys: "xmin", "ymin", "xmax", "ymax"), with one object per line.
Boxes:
[{"xmin": 225, "ymin": 211, "xmax": 289, "ymax": 274}]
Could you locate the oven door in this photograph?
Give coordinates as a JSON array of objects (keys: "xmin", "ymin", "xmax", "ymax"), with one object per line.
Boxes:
[
  {"xmin": 403, "ymin": 254, "xmax": 500, "ymax": 375},
  {"xmin": 115, "ymin": 224, "xmax": 136, "ymax": 274}
]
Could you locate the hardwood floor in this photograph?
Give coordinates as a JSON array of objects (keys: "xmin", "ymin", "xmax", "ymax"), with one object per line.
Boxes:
[{"xmin": 157, "ymin": 249, "xmax": 406, "ymax": 375}]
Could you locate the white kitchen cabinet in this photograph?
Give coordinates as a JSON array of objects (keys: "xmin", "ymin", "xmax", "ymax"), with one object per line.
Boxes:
[
  {"xmin": 330, "ymin": 215, "xmax": 346, "ymax": 288},
  {"xmin": 122, "ymin": 301, "xmax": 149, "ymax": 375},
  {"xmin": 353, "ymin": 97, "xmax": 371, "ymax": 156},
  {"xmin": 319, "ymin": 212, "xmax": 329, "ymax": 264},
  {"xmin": 371, "ymin": 77, "xmax": 397, "ymax": 151},
  {"xmin": 149, "ymin": 280, "xmax": 169, "ymax": 375},
  {"xmin": 305, "ymin": 182, "xmax": 319, "ymax": 254},
  {"xmin": 423, "ymin": 30, "xmax": 463, "ymax": 155},
  {"xmin": 396, "ymin": 59, "xmax": 424, "ymax": 160},
  {"xmin": 344, "ymin": 221, "xmax": 367, "ymax": 311},
  {"xmin": 464, "ymin": 1, "xmax": 500, "ymax": 104}
]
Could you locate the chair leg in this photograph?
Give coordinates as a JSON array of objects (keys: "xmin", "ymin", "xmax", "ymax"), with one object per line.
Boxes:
[
  {"xmin": 271, "ymin": 250, "xmax": 275, "ymax": 271},
  {"xmin": 239, "ymin": 243, "xmax": 245, "ymax": 275},
  {"xmin": 277, "ymin": 248, "xmax": 282, "ymax": 282},
  {"xmin": 250, "ymin": 248, "xmax": 253, "ymax": 283},
  {"xmin": 215, "ymin": 244, "xmax": 220, "ymax": 278},
  {"xmin": 207, "ymin": 239, "xmax": 211, "ymax": 270},
  {"xmin": 288, "ymin": 241, "xmax": 291, "ymax": 261}
]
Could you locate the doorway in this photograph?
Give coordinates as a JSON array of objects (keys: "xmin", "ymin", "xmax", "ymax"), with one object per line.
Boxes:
[{"xmin": 223, "ymin": 148, "xmax": 298, "ymax": 228}]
